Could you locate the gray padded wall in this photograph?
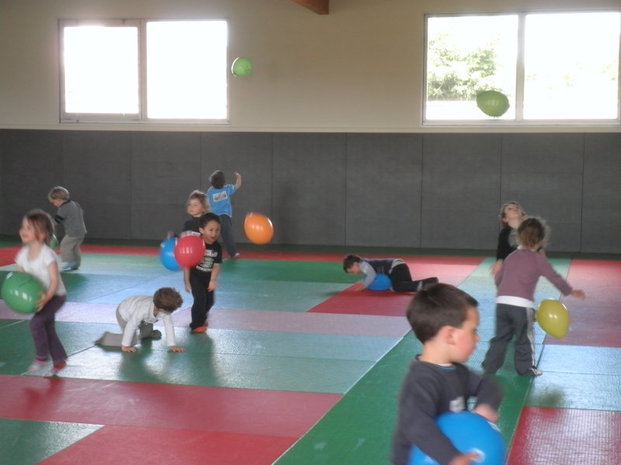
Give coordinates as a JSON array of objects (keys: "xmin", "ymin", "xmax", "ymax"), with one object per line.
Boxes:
[
  {"xmin": 422, "ymin": 134, "xmax": 503, "ymax": 249},
  {"xmin": 62, "ymin": 131, "xmax": 133, "ymax": 239},
  {"xmin": 272, "ymin": 133, "xmax": 348, "ymax": 245},
  {"xmin": 1, "ymin": 130, "xmax": 64, "ymax": 234},
  {"xmin": 0, "ymin": 129, "xmax": 619, "ymax": 253},
  {"xmin": 131, "ymin": 132, "xmax": 202, "ymax": 239},
  {"xmin": 346, "ymin": 133, "xmax": 423, "ymax": 247},
  {"xmin": 582, "ymin": 134, "xmax": 621, "ymax": 253},
  {"xmin": 501, "ymin": 134, "xmax": 584, "ymax": 252}
]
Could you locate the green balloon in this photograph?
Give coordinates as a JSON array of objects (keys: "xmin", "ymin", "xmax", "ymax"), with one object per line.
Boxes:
[
  {"xmin": 50, "ymin": 235, "xmax": 59, "ymax": 250},
  {"xmin": 1, "ymin": 271, "xmax": 44, "ymax": 314},
  {"xmin": 476, "ymin": 90, "xmax": 510, "ymax": 117},
  {"xmin": 231, "ymin": 57, "xmax": 253, "ymax": 77}
]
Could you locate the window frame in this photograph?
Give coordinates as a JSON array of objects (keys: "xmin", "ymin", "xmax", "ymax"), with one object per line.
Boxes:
[
  {"xmin": 422, "ymin": 10, "xmax": 621, "ymax": 127},
  {"xmin": 59, "ymin": 18, "xmax": 229, "ymax": 124}
]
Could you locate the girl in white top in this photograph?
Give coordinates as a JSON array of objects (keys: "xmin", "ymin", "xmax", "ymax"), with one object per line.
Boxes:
[{"xmin": 15, "ymin": 209, "xmax": 68, "ymax": 376}]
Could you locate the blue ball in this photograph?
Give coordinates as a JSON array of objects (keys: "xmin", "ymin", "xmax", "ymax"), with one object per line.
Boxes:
[
  {"xmin": 160, "ymin": 237, "xmax": 181, "ymax": 271},
  {"xmin": 410, "ymin": 412, "xmax": 506, "ymax": 465},
  {"xmin": 368, "ymin": 274, "xmax": 391, "ymax": 291}
]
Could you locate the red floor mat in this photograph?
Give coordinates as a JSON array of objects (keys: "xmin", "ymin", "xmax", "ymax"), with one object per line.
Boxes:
[
  {"xmin": 508, "ymin": 407, "xmax": 621, "ymax": 465},
  {"xmin": 0, "ymin": 375, "xmax": 341, "ymax": 438},
  {"xmin": 0, "ymin": 246, "xmax": 20, "ymax": 266},
  {"xmin": 547, "ymin": 260, "xmax": 621, "ymax": 348},
  {"xmin": 42, "ymin": 426, "xmax": 296, "ymax": 465},
  {"xmin": 309, "ymin": 257, "xmax": 484, "ymax": 316}
]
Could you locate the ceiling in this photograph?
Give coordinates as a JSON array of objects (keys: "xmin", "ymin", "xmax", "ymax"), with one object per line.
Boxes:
[{"xmin": 289, "ymin": 0, "xmax": 329, "ymax": 15}]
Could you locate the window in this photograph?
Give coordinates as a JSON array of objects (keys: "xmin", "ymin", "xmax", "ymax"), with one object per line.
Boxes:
[
  {"xmin": 424, "ymin": 11, "xmax": 620, "ymax": 123},
  {"xmin": 60, "ymin": 19, "xmax": 228, "ymax": 123}
]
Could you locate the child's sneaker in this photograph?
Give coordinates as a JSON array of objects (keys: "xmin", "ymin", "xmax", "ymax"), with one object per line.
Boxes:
[
  {"xmin": 44, "ymin": 361, "xmax": 67, "ymax": 378},
  {"xmin": 27, "ymin": 360, "xmax": 48, "ymax": 373},
  {"xmin": 191, "ymin": 326, "xmax": 207, "ymax": 334},
  {"xmin": 417, "ymin": 277, "xmax": 439, "ymax": 291},
  {"xmin": 140, "ymin": 329, "xmax": 162, "ymax": 340}
]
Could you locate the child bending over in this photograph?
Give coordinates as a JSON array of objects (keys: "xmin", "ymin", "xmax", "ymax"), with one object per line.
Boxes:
[{"xmin": 116, "ymin": 287, "xmax": 185, "ymax": 353}]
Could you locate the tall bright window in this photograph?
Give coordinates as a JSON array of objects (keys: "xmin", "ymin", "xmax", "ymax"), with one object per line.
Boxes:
[
  {"xmin": 425, "ymin": 11, "xmax": 620, "ymax": 123},
  {"xmin": 60, "ymin": 19, "xmax": 228, "ymax": 122}
]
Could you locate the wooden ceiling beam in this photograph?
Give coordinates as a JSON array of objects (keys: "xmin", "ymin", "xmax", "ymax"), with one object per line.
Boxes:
[{"xmin": 289, "ymin": 0, "xmax": 329, "ymax": 15}]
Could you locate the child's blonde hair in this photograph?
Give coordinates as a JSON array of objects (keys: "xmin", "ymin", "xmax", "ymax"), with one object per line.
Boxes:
[
  {"xmin": 48, "ymin": 186, "xmax": 70, "ymax": 202},
  {"xmin": 517, "ymin": 217, "xmax": 550, "ymax": 249},
  {"xmin": 186, "ymin": 190, "xmax": 210, "ymax": 213},
  {"xmin": 24, "ymin": 209, "xmax": 55, "ymax": 245},
  {"xmin": 498, "ymin": 201, "xmax": 525, "ymax": 226}
]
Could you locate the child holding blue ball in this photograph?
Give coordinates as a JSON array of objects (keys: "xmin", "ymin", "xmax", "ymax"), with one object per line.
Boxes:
[
  {"xmin": 392, "ymin": 283, "xmax": 502, "ymax": 465},
  {"xmin": 343, "ymin": 254, "xmax": 438, "ymax": 292}
]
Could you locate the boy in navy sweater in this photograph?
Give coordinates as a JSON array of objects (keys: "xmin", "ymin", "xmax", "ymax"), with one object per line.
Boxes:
[{"xmin": 392, "ymin": 284, "xmax": 502, "ymax": 465}]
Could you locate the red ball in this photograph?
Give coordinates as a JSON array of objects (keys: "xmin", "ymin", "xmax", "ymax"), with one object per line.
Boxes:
[{"xmin": 174, "ymin": 234, "xmax": 205, "ymax": 268}]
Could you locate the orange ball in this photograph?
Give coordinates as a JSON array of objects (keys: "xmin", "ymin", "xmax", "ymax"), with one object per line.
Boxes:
[{"xmin": 244, "ymin": 213, "xmax": 274, "ymax": 245}]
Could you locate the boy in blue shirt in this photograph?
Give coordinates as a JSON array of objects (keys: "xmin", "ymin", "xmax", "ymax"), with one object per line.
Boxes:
[{"xmin": 207, "ymin": 170, "xmax": 241, "ymax": 259}]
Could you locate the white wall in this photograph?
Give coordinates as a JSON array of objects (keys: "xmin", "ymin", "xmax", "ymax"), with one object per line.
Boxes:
[{"xmin": 0, "ymin": 0, "xmax": 619, "ymax": 132}]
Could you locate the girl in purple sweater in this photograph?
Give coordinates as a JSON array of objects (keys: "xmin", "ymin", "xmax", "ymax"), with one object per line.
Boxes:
[{"xmin": 482, "ymin": 217, "xmax": 585, "ymax": 376}]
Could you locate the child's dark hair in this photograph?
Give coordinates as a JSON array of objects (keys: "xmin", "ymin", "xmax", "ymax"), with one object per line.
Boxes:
[
  {"xmin": 153, "ymin": 287, "xmax": 183, "ymax": 312},
  {"xmin": 48, "ymin": 186, "xmax": 70, "ymax": 202},
  {"xmin": 209, "ymin": 170, "xmax": 226, "ymax": 189},
  {"xmin": 24, "ymin": 209, "xmax": 55, "ymax": 245},
  {"xmin": 199, "ymin": 212, "xmax": 221, "ymax": 229},
  {"xmin": 517, "ymin": 216, "xmax": 549, "ymax": 249},
  {"xmin": 343, "ymin": 254, "xmax": 362, "ymax": 272},
  {"xmin": 187, "ymin": 189, "xmax": 210, "ymax": 212},
  {"xmin": 406, "ymin": 283, "xmax": 478, "ymax": 343}
]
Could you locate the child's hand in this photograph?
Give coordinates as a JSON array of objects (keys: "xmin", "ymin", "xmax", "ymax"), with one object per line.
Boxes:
[
  {"xmin": 169, "ymin": 346, "xmax": 186, "ymax": 353},
  {"xmin": 208, "ymin": 280, "xmax": 218, "ymax": 292},
  {"xmin": 36, "ymin": 294, "xmax": 51, "ymax": 311},
  {"xmin": 122, "ymin": 346, "xmax": 137, "ymax": 353},
  {"xmin": 571, "ymin": 289, "xmax": 586, "ymax": 299},
  {"xmin": 449, "ymin": 453, "xmax": 482, "ymax": 465},
  {"xmin": 473, "ymin": 404, "xmax": 498, "ymax": 424}
]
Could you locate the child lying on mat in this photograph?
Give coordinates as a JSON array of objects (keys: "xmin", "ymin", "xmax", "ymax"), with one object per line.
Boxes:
[
  {"xmin": 96, "ymin": 287, "xmax": 186, "ymax": 353},
  {"xmin": 343, "ymin": 255, "xmax": 438, "ymax": 293}
]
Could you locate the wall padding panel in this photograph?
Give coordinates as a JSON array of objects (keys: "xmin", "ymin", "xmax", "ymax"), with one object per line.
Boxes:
[
  {"xmin": 582, "ymin": 134, "xmax": 621, "ymax": 253},
  {"xmin": 346, "ymin": 133, "xmax": 423, "ymax": 248},
  {"xmin": 131, "ymin": 132, "xmax": 202, "ymax": 239},
  {"xmin": 501, "ymin": 133, "xmax": 584, "ymax": 252},
  {"xmin": 272, "ymin": 133, "xmax": 347, "ymax": 245},
  {"xmin": 421, "ymin": 134, "xmax": 503, "ymax": 250},
  {"xmin": 1, "ymin": 130, "xmax": 64, "ymax": 233},
  {"xmin": 62, "ymin": 131, "xmax": 133, "ymax": 239}
]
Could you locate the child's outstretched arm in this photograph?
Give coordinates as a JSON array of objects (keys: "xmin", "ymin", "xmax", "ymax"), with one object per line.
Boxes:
[{"xmin": 234, "ymin": 172, "xmax": 242, "ymax": 189}]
